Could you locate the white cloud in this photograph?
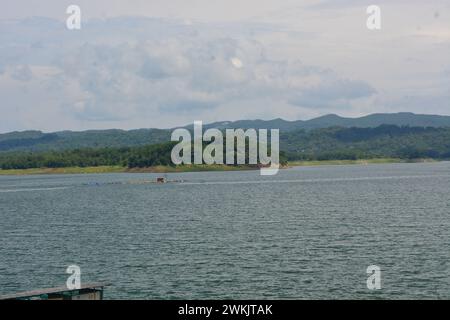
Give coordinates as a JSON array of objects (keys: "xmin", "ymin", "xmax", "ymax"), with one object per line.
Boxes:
[
  {"xmin": 52, "ymin": 38, "xmax": 377, "ymax": 121},
  {"xmin": 0, "ymin": 0, "xmax": 449, "ymax": 132}
]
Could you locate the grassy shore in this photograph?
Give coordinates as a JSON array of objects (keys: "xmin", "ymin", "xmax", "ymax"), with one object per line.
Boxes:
[
  {"xmin": 0, "ymin": 166, "xmax": 126, "ymax": 175},
  {"xmin": 287, "ymin": 158, "xmax": 427, "ymax": 167},
  {"xmin": 289, "ymin": 158, "xmax": 440, "ymax": 167},
  {"xmin": 0, "ymin": 164, "xmax": 258, "ymax": 175},
  {"xmin": 0, "ymin": 158, "xmax": 438, "ymax": 176},
  {"xmin": 126, "ymin": 164, "xmax": 258, "ymax": 173}
]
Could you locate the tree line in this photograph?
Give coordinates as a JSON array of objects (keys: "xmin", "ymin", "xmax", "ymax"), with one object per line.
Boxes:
[
  {"xmin": 1, "ymin": 125, "xmax": 450, "ymax": 170},
  {"xmin": 0, "ymin": 143, "xmax": 176, "ymax": 170}
]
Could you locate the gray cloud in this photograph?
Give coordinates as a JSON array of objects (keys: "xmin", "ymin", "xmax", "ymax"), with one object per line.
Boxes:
[
  {"xmin": 50, "ymin": 37, "xmax": 376, "ymax": 121},
  {"xmin": 289, "ymin": 79, "xmax": 376, "ymax": 109},
  {"xmin": 0, "ymin": 15, "xmax": 369, "ymax": 125},
  {"xmin": 0, "ymin": 1, "xmax": 449, "ymax": 132},
  {"xmin": 10, "ymin": 65, "xmax": 33, "ymax": 82}
]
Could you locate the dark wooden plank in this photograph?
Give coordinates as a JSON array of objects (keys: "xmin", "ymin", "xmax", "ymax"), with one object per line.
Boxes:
[{"xmin": 0, "ymin": 282, "xmax": 108, "ymax": 300}]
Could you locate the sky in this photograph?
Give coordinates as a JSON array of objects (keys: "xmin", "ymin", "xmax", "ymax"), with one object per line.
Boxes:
[{"xmin": 0, "ymin": 0, "xmax": 449, "ymax": 132}]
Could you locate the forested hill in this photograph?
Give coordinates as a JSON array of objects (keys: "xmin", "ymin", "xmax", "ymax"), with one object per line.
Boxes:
[
  {"xmin": 1, "ymin": 125, "xmax": 450, "ymax": 170},
  {"xmin": 203, "ymin": 112, "xmax": 450, "ymax": 131},
  {"xmin": 0, "ymin": 129, "xmax": 171, "ymax": 153},
  {"xmin": 2, "ymin": 112, "xmax": 450, "ymax": 153},
  {"xmin": 281, "ymin": 125, "xmax": 450, "ymax": 160}
]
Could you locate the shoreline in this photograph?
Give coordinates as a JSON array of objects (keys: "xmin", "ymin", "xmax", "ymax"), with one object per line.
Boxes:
[
  {"xmin": 286, "ymin": 158, "xmax": 437, "ymax": 167},
  {"xmin": 0, "ymin": 158, "xmax": 439, "ymax": 176}
]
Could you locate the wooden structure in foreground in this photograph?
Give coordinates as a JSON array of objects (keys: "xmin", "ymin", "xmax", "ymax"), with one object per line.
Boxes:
[{"xmin": 0, "ymin": 282, "xmax": 108, "ymax": 300}]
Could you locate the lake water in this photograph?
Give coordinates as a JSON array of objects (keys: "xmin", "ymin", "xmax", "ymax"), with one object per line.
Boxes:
[{"xmin": 1, "ymin": 162, "xmax": 450, "ymax": 299}]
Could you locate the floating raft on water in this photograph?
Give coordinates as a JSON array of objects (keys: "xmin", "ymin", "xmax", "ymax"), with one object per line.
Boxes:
[
  {"xmin": 0, "ymin": 282, "xmax": 108, "ymax": 300},
  {"xmin": 84, "ymin": 177, "xmax": 184, "ymax": 187}
]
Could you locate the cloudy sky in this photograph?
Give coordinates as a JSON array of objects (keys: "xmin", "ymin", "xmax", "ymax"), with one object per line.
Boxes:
[{"xmin": 0, "ymin": 0, "xmax": 449, "ymax": 132}]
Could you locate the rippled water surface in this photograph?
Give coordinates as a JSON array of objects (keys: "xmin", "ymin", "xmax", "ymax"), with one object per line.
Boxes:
[{"xmin": 1, "ymin": 162, "xmax": 450, "ymax": 299}]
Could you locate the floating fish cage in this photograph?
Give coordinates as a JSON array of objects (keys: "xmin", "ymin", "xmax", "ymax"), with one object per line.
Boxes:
[{"xmin": 156, "ymin": 177, "xmax": 166, "ymax": 183}]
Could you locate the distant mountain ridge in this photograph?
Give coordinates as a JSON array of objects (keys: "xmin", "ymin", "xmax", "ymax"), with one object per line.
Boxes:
[
  {"xmin": 2, "ymin": 112, "xmax": 450, "ymax": 152},
  {"xmin": 201, "ymin": 112, "xmax": 450, "ymax": 131}
]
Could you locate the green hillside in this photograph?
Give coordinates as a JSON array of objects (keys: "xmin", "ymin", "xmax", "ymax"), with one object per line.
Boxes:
[
  {"xmin": 1, "ymin": 125, "xmax": 450, "ymax": 171},
  {"xmin": 2, "ymin": 113, "xmax": 450, "ymax": 153}
]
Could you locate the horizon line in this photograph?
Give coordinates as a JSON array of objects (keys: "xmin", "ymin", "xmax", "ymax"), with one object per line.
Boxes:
[{"xmin": 2, "ymin": 111, "xmax": 450, "ymax": 135}]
